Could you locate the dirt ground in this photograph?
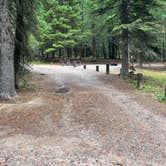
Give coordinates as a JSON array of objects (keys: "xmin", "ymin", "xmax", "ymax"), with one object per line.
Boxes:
[{"xmin": 0, "ymin": 64, "xmax": 166, "ymax": 166}]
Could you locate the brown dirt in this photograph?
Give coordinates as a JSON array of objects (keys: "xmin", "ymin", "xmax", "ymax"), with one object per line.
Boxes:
[
  {"xmin": 0, "ymin": 65, "xmax": 165, "ymax": 166},
  {"xmin": 100, "ymin": 74, "xmax": 166, "ymax": 117},
  {"xmin": 0, "ymin": 74, "xmax": 64, "ymax": 137}
]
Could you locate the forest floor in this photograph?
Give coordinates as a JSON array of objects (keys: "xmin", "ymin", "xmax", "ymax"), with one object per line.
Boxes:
[{"xmin": 0, "ymin": 64, "xmax": 166, "ymax": 166}]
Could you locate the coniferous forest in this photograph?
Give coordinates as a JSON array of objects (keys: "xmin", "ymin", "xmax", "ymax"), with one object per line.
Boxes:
[
  {"xmin": 0, "ymin": 0, "xmax": 166, "ymax": 99},
  {"xmin": 0, "ymin": 1, "xmax": 166, "ymax": 165}
]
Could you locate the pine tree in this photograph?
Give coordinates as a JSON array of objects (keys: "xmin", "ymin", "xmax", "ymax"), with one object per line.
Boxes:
[
  {"xmin": 37, "ymin": 0, "xmax": 84, "ymax": 59},
  {"xmin": 14, "ymin": 0, "xmax": 37, "ymax": 88}
]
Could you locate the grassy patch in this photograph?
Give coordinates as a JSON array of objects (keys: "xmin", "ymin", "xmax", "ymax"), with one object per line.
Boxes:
[
  {"xmin": 30, "ymin": 60, "xmax": 52, "ymax": 65},
  {"xmin": 133, "ymin": 69, "xmax": 166, "ymax": 102},
  {"xmin": 18, "ymin": 73, "xmax": 37, "ymax": 90}
]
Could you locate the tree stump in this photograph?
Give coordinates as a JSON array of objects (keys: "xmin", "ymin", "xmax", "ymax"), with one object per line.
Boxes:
[{"xmin": 137, "ymin": 73, "xmax": 143, "ymax": 89}]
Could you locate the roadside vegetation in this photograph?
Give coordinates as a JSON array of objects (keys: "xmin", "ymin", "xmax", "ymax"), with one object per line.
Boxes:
[
  {"xmin": 31, "ymin": 60, "xmax": 53, "ymax": 65},
  {"xmin": 132, "ymin": 69, "xmax": 166, "ymax": 102}
]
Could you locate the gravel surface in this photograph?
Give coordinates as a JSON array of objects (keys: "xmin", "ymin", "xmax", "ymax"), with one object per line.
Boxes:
[{"xmin": 0, "ymin": 64, "xmax": 165, "ymax": 166}]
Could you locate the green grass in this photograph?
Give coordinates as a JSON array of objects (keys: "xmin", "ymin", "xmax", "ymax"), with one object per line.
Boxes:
[
  {"xmin": 30, "ymin": 60, "xmax": 52, "ymax": 65},
  {"xmin": 18, "ymin": 73, "xmax": 38, "ymax": 90},
  {"xmin": 133, "ymin": 69, "xmax": 166, "ymax": 102}
]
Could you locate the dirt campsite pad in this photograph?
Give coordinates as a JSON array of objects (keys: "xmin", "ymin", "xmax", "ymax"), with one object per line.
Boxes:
[{"xmin": 0, "ymin": 64, "xmax": 166, "ymax": 166}]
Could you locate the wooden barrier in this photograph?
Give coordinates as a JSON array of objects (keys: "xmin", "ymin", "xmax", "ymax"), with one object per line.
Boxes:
[{"xmin": 137, "ymin": 73, "xmax": 143, "ymax": 89}]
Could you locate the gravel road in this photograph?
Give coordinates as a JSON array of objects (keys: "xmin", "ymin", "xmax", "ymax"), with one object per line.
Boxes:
[{"xmin": 0, "ymin": 64, "xmax": 165, "ymax": 166}]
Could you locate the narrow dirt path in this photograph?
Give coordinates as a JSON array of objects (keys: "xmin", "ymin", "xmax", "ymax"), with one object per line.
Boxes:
[{"xmin": 0, "ymin": 65, "xmax": 165, "ymax": 166}]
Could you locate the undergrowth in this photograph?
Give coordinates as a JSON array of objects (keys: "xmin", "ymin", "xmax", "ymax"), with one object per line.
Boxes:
[{"xmin": 132, "ymin": 69, "xmax": 166, "ymax": 103}]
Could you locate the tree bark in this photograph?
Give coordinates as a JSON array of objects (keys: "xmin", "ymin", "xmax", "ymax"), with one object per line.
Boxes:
[
  {"xmin": 14, "ymin": 0, "xmax": 24, "ymax": 89},
  {"xmin": 92, "ymin": 23, "xmax": 97, "ymax": 58},
  {"xmin": 120, "ymin": 0, "xmax": 129, "ymax": 78},
  {"xmin": 73, "ymin": 47, "xmax": 77, "ymax": 57},
  {"xmin": 102, "ymin": 41, "xmax": 107, "ymax": 59},
  {"xmin": 0, "ymin": 0, "xmax": 16, "ymax": 99},
  {"xmin": 108, "ymin": 37, "xmax": 112, "ymax": 59},
  {"xmin": 163, "ymin": 24, "xmax": 166, "ymax": 61},
  {"xmin": 58, "ymin": 48, "xmax": 62, "ymax": 58},
  {"xmin": 139, "ymin": 53, "xmax": 143, "ymax": 68}
]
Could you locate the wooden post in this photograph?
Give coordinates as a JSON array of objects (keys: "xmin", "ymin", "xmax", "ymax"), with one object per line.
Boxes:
[
  {"xmin": 73, "ymin": 61, "xmax": 77, "ymax": 67},
  {"xmin": 83, "ymin": 65, "xmax": 86, "ymax": 69},
  {"xmin": 137, "ymin": 73, "xmax": 143, "ymax": 89},
  {"xmin": 165, "ymin": 85, "xmax": 166, "ymax": 98},
  {"xmin": 106, "ymin": 64, "xmax": 110, "ymax": 74},
  {"xmin": 96, "ymin": 66, "xmax": 99, "ymax": 72},
  {"xmin": 119, "ymin": 68, "xmax": 122, "ymax": 78}
]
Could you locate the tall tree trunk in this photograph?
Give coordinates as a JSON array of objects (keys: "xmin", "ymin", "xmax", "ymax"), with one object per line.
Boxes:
[
  {"xmin": 121, "ymin": 30, "xmax": 129, "ymax": 78},
  {"xmin": 120, "ymin": 0, "xmax": 129, "ymax": 78},
  {"xmin": 0, "ymin": 0, "xmax": 16, "ymax": 99},
  {"xmin": 66, "ymin": 47, "xmax": 71, "ymax": 58},
  {"xmin": 139, "ymin": 53, "xmax": 143, "ymax": 68},
  {"xmin": 102, "ymin": 41, "xmax": 107, "ymax": 59},
  {"xmin": 111, "ymin": 37, "xmax": 117, "ymax": 59},
  {"xmin": 73, "ymin": 47, "xmax": 77, "ymax": 57},
  {"xmin": 14, "ymin": 0, "xmax": 24, "ymax": 89},
  {"xmin": 92, "ymin": 36, "xmax": 97, "ymax": 58},
  {"xmin": 58, "ymin": 48, "xmax": 62, "ymax": 58},
  {"xmin": 163, "ymin": 24, "xmax": 166, "ymax": 61},
  {"xmin": 92, "ymin": 23, "xmax": 97, "ymax": 59},
  {"xmin": 108, "ymin": 37, "xmax": 112, "ymax": 59},
  {"xmin": 80, "ymin": 0, "xmax": 85, "ymax": 60}
]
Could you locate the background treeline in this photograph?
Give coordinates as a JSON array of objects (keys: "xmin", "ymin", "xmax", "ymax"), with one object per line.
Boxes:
[
  {"xmin": 34, "ymin": 0, "xmax": 166, "ymax": 66},
  {"xmin": 0, "ymin": 0, "xmax": 166, "ymax": 99}
]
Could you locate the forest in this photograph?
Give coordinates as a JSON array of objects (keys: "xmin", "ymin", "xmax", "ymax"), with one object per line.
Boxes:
[
  {"xmin": 0, "ymin": 0, "xmax": 166, "ymax": 99},
  {"xmin": 0, "ymin": 1, "xmax": 166, "ymax": 164}
]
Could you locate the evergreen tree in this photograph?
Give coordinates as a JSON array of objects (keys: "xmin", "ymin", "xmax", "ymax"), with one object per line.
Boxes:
[
  {"xmin": 89, "ymin": 0, "xmax": 165, "ymax": 77},
  {"xmin": 14, "ymin": 0, "xmax": 37, "ymax": 88},
  {"xmin": 37, "ymin": 0, "xmax": 85, "ymax": 59}
]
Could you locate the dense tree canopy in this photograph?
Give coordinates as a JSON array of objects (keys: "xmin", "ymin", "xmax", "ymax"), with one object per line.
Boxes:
[{"xmin": 36, "ymin": 0, "xmax": 166, "ymax": 66}]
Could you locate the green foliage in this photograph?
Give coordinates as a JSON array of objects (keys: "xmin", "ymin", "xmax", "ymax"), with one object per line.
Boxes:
[
  {"xmin": 6, "ymin": 0, "xmax": 166, "ymax": 94},
  {"xmin": 132, "ymin": 69, "xmax": 166, "ymax": 102},
  {"xmin": 31, "ymin": 0, "xmax": 166, "ymax": 63},
  {"xmin": 157, "ymin": 94, "xmax": 166, "ymax": 102},
  {"xmin": 37, "ymin": 0, "xmax": 87, "ymax": 56},
  {"xmin": 12, "ymin": 0, "xmax": 38, "ymax": 88}
]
